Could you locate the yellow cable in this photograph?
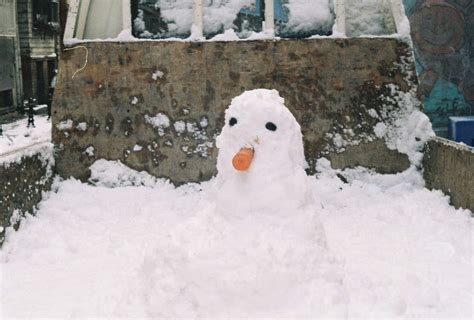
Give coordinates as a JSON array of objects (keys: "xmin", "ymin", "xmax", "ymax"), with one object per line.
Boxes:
[{"xmin": 63, "ymin": 45, "xmax": 89, "ymax": 79}]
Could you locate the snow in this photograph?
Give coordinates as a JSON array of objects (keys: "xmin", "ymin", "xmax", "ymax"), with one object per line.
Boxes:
[
  {"xmin": 374, "ymin": 122, "xmax": 388, "ymax": 138},
  {"xmin": 367, "ymin": 108, "xmax": 379, "ymax": 118},
  {"xmin": 345, "ymin": 0, "xmax": 397, "ymax": 37},
  {"xmin": 0, "ymin": 115, "xmax": 52, "ymax": 163},
  {"xmin": 65, "ymin": 0, "xmax": 412, "ymax": 45},
  {"xmin": 134, "ymin": 0, "xmax": 334, "ymax": 39},
  {"xmin": 214, "ymin": 88, "xmax": 318, "ymax": 229},
  {"xmin": 133, "ymin": 144, "xmax": 143, "ymax": 152},
  {"xmin": 173, "ymin": 120, "xmax": 186, "ymax": 134},
  {"xmin": 1, "ymin": 89, "xmax": 472, "ymax": 318},
  {"xmin": 144, "ymin": 112, "xmax": 170, "ymax": 137},
  {"xmin": 82, "ymin": 146, "xmax": 95, "ymax": 157},
  {"xmin": 151, "ymin": 70, "xmax": 164, "ymax": 80},
  {"xmin": 203, "ymin": 0, "xmax": 255, "ymax": 36},
  {"xmin": 209, "ymin": 28, "xmax": 240, "ymax": 41},
  {"xmin": 377, "ymin": 83, "xmax": 434, "ymax": 165},
  {"xmin": 324, "ymin": 54, "xmax": 434, "ymax": 165},
  {"xmin": 0, "ymin": 157, "xmax": 471, "ymax": 318},
  {"xmin": 199, "ymin": 116, "xmax": 209, "ymax": 128},
  {"xmin": 56, "ymin": 119, "xmax": 73, "ymax": 130},
  {"xmin": 135, "ymin": 0, "xmax": 256, "ymax": 38},
  {"xmin": 76, "ymin": 122, "xmax": 88, "ymax": 131},
  {"xmin": 279, "ymin": 0, "xmax": 335, "ymax": 36}
]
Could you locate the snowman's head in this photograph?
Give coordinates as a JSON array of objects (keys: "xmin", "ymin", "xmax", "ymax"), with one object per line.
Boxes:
[{"xmin": 216, "ymin": 89, "xmax": 307, "ymax": 181}]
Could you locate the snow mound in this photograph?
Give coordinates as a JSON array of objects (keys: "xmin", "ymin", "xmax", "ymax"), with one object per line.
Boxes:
[
  {"xmin": 89, "ymin": 159, "xmax": 171, "ymax": 188},
  {"xmin": 117, "ymin": 207, "xmax": 346, "ymax": 317},
  {"xmin": 313, "ymin": 159, "xmax": 472, "ymax": 317},
  {"xmin": 113, "ymin": 89, "xmax": 345, "ymax": 317},
  {"xmin": 1, "ymin": 160, "xmax": 471, "ymax": 318},
  {"xmin": 374, "ymin": 83, "xmax": 435, "ymax": 166},
  {"xmin": 0, "ymin": 88, "xmax": 471, "ymax": 318},
  {"xmin": 278, "ymin": 0, "xmax": 335, "ymax": 37}
]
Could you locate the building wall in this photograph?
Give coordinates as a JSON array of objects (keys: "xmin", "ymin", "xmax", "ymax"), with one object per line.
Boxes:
[
  {"xmin": 0, "ymin": 0, "xmax": 22, "ymax": 111},
  {"xmin": 0, "ymin": 0, "xmax": 17, "ymax": 36},
  {"xmin": 403, "ymin": 0, "xmax": 474, "ymax": 136},
  {"xmin": 17, "ymin": 0, "xmax": 57, "ymax": 56},
  {"xmin": 17, "ymin": 0, "xmax": 58, "ymax": 104}
]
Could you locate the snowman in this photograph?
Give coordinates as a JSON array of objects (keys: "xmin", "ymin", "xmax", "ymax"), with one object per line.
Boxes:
[
  {"xmin": 214, "ymin": 89, "xmax": 326, "ymax": 243},
  {"xmin": 216, "ymin": 89, "xmax": 311, "ymax": 211},
  {"xmin": 121, "ymin": 89, "xmax": 346, "ymax": 317}
]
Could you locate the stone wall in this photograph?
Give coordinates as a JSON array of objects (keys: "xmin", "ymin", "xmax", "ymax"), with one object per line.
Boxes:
[
  {"xmin": 0, "ymin": 143, "xmax": 55, "ymax": 245},
  {"xmin": 53, "ymin": 38, "xmax": 418, "ymax": 184},
  {"xmin": 423, "ymin": 137, "xmax": 474, "ymax": 212}
]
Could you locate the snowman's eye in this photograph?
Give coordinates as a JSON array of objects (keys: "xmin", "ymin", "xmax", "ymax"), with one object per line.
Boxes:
[
  {"xmin": 229, "ymin": 117, "xmax": 237, "ymax": 127},
  {"xmin": 265, "ymin": 122, "xmax": 277, "ymax": 131}
]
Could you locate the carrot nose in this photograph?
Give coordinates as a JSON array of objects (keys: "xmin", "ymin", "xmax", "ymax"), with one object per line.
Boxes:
[{"xmin": 232, "ymin": 148, "xmax": 254, "ymax": 171}]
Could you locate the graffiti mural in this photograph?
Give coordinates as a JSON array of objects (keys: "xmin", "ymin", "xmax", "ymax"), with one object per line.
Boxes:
[{"xmin": 403, "ymin": 0, "xmax": 473, "ymax": 135}]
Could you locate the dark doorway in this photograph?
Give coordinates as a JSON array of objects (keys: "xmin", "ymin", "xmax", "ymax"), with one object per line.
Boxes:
[
  {"xmin": 0, "ymin": 90, "xmax": 14, "ymax": 115},
  {"xmin": 47, "ymin": 59, "xmax": 56, "ymax": 84}
]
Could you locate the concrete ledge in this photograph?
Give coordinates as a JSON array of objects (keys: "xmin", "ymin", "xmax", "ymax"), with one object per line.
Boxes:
[
  {"xmin": 0, "ymin": 143, "xmax": 55, "ymax": 245},
  {"xmin": 423, "ymin": 137, "xmax": 474, "ymax": 212}
]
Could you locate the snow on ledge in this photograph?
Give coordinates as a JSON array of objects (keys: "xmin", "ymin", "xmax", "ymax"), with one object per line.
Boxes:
[
  {"xmin": 0, "ymin": 141, "xmax": 55, "ymax": 168},
  {"xmin": 1, "ymin": 116, "xmax": 52, "ymax": 166},
  {"xmin": 64, "ymin": 28, "xmax": 412, "ymax": 47}
]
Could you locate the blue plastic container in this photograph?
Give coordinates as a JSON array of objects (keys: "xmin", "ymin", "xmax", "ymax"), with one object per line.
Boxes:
[{"xmin": 448, "ymin": 116, "xmax": 474, "ymax": 146}]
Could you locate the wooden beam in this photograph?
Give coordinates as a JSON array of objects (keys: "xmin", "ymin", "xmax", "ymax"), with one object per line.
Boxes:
[{"xmin": 63, "ymin": 0, "xmax": 81, "ymax": 41}]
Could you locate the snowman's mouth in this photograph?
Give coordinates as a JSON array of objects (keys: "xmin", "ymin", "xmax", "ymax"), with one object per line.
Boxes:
[{"xmin": 232, "ymin": 147, "xmax": 254, "ymax": 171}]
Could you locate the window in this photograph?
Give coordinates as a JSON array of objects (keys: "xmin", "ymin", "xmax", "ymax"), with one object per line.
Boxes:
[
  {"xmin": 132, "ymin": 0, "xmax": 263, "ymax": 39},
  {"xmin": 33, "ymin": 0, "xmax": 59, "ymax": 32},
  {"xmin": 131, "ymin": 0, "xmax": 335, "ymax": 40}
]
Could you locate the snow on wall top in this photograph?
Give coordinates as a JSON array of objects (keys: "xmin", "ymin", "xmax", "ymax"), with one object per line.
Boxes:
[{"xmin": 0, "ymin": 116, "xmax": 53, "ymax": 166}]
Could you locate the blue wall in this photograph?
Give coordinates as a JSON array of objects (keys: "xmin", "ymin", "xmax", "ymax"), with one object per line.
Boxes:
[{"xmin": 403, "ymin": 0, "xmax": 473, "ymax": 136}]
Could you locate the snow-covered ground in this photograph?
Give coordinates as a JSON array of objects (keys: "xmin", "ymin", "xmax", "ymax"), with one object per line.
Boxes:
[
  {"xmin": 1, "ymin": 90, "xmax": 472, "ymax": 318},
  {"xmin": 1, "ymin": 159, "xmax": 472, "ymax": 318},
  {"xmin": 0, "ymin": 116, "xmax": 51, "ymax": 157}
]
